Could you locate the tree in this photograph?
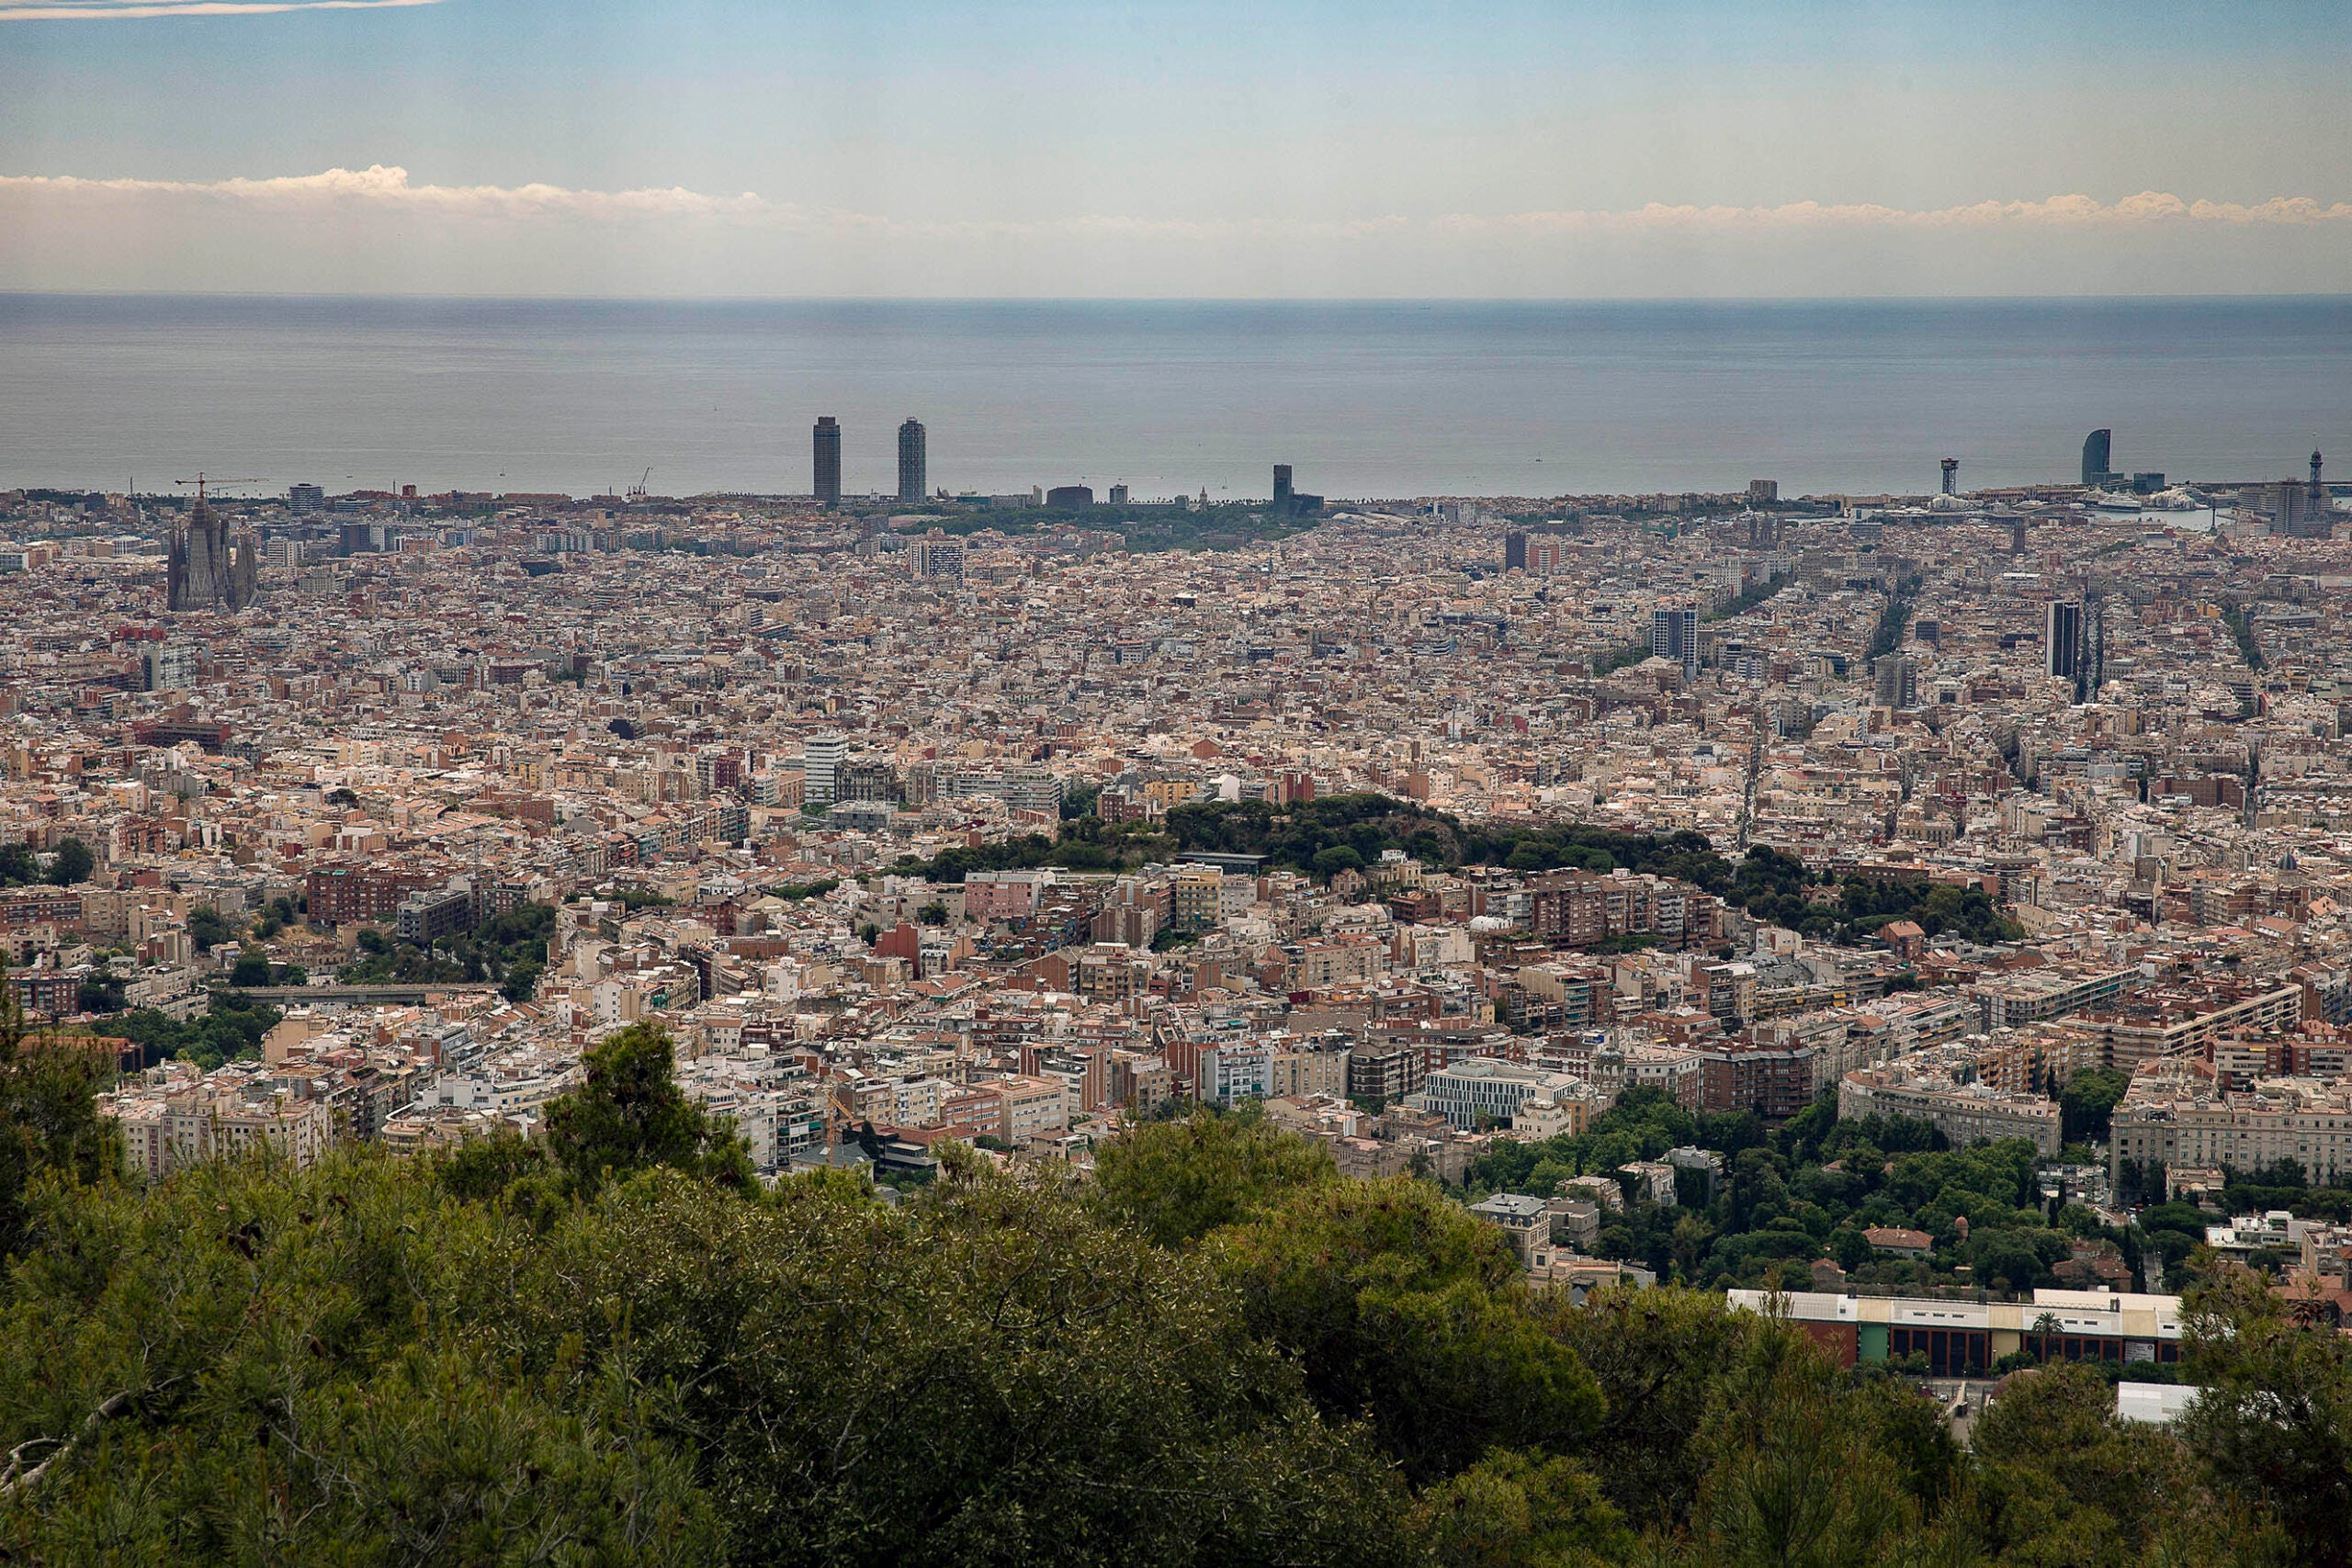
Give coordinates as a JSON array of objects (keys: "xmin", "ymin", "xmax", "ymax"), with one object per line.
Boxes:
[
  {"xmin": 1971, "ymin": 1229, "xmax": 2054, "ymax": 1296},
  {"xmin": 1408, "ymin": 1447, "xmax": 1632, "ymax": 1567},
  {"xmin": 0, "ymin": 1152, "xmax": 718, "ymax": 1563},
  {"xmin": 47, "ymin": 838, "xmax": 93, "ymax": 886},
  {"xmin": 435, "ymin": 1127, "xmax": 553, "ymax": 1202},
  {"xmin": 102, "ymin": 994, "xmax": 279, "ymax": 1072},
  {"xmin": 1211, "ymin": 1178, "xmax": 1603, "ymax": 1483},
  {"xmin": 0, "ymin": 967, "xmax": 120, "ymax": 1258},
  {"xmin": 1536, "ymin": 1285, "xmax": 1766, "ymax": 1529},
  {"xmin": 1310, "ymin": 844, "xmax": 1365, "ymax": 879},
  {"xmin": 2033, "ymin": 1310, "xmax": 2064, "ymax": 1364},
  {"xmin": 918, "ymin": 900, "xmax": 948, "ymax": 926},
  {"xmin": 228, "ymin": 953, "xmax": 271, "ymax": 988},
  {"xmin": 1091, "ymin": 1107, "xmax": 1337, "ymax": 1248},
  {"xmin": 1971, "ymin": 1361, "xmax": 2265, "ymax": 1566},
  {"xmin": 2179, "ymin": 1267, "xmax": 2352, "ymax": 1566},
  {"xmin": 1682, "ymin": 1325, "xmax": 1926, "ymax": 1568},
  {"xmin": 2061, "ymin": 1067, "xmax": 2131, "ymax": 1145},
  {"xmin": 75, "ymin": 975, "xmax": 126, "ymax": 1015},
  {"xmin": 507, "ymin": 1164, "xmax": 1414, "ymax": 1568},
  {"xmin": 186, "ymin": 906, "xmax": 232, "ymax": 953},
  {"xmin": 500, "ymin": 956, "xmax": 543, "ymax": 1002},
  {"xmin": 540, "ymin": 1022, "xmax": 753, "ymax": 1198}
]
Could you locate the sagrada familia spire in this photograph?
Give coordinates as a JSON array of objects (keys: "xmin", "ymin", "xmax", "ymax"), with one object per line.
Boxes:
[{"xmin": 166, "ymin": 500, "xmax": 259, "ymax": 613}]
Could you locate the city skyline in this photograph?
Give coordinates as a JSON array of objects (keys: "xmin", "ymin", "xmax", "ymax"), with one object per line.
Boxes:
[{"xmin": 5, "ymin": 2, "xmax": 2351, "ymax": 1557}]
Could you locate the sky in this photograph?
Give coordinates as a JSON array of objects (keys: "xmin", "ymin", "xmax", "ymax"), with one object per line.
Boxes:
[{"xmin": 2, "ymin": 0, "xmax": 2349, "ymax": 297}]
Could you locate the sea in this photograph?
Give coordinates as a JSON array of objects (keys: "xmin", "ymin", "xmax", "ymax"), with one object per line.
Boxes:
[{"xmin": 1, "ymin": 295, "xmax": 2346, "ymax": 502}]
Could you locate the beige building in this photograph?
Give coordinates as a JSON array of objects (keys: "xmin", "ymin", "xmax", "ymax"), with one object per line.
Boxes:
[
  {"xmin": 2110, "ymin": 1073, "xmax": 2352, "ymax": 1188},
  {"xmin": 1838, "ymin": 1061, "xmax": 2061, "ymax": 1156},
  {"xmin": 103, "ymin": 1070, "xmax": 333, "ymax": 1179}
]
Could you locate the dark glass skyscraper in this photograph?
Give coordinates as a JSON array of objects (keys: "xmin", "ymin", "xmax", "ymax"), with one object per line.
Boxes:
[
  {"xmin": 1651, "ymin": 605, "xmax": 1699, "ymax": 682},
  {"xmin": 813, "ymin": 416, "xmax": 842, "ymax": 508},
  {"xmin": 2046, "ymin": 600, "xmax": 2083, "ymax": 682},
  {"xmin": 897, "ymin": 418, "xmax": 926, "ymax": 503},
  {"xmin": 2081, "ymin": 428, "xmax": 2113, "ymax": 486}
]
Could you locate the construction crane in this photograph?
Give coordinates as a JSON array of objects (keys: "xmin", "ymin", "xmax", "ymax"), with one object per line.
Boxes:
[
  {"xmin": 173, "ymin": 474, "xmax": 266, "ymax": 505},
  {"xmin": 627, "ymin": 468, "xmax": 651, "ymax": 503}
]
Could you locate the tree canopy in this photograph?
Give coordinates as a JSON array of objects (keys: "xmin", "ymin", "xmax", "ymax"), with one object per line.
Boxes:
[
  {"xmin": 538, "ymin": 1021, "xmax": 754, "ymax": 1198},
  {"xmin": 0, "ymin": 1065, "xmax": 2331, "ymax": 1566}
]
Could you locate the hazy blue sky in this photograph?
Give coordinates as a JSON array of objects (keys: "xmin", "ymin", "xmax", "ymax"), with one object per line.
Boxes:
[{"xmin": 4, "ymin": 0, "xmax": 2348, "ymax": 295}]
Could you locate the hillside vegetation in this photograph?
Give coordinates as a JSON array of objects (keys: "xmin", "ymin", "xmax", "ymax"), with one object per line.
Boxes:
[{"xmin": 0, "ymin": 1012, "xmax": 2337, "ymax": 1565}]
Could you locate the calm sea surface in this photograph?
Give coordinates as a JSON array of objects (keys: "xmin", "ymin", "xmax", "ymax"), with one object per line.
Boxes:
[{"xmin": 1, "ymin": 296, "xmax": 2345, "ymax": 501}]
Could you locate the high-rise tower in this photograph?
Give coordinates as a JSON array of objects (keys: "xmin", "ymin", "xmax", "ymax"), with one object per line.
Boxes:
[
  {"xmin": 813, "ymin": 416, "xmax": 842, "ymax": 509},
  {"xmin": 2046, "ymin": 600, "xmax": 2083, "ymax": 686},
  {"xmin": 2081, "ymin": 429, "xmax": 2113, "ymax": 487},
  {"xmin": 898, "ymin": 418, "xmax": 927, "ymax": 504},
  {"xmin": 803, "ymin": 735, "xmax": 848, "ymax": 804},
  {"xmin": 1874, "ymin": 654, "xmax": 1917, "ymax": 710},
  {"xmin": 1652, "ymin": 605, "xmax": 1699, "ymax": 682}
]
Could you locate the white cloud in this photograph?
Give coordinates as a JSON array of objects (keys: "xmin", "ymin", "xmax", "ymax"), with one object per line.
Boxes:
[
  {"xmin": 3, "ymin": 164, "xmax": 2347, "ymax": 298},
  {"xmin": 4, "ymin": 165, "xmax": 2348, "ymax": 237},
  {"xmin": 0, "ymin": 0, "xmax": 440, "ymax": 18},
  {"xmin": 0, "ymin": 164, "xmax": 762, "ymax": 220},
  {"xmin": 1461, "ymin": 194, "xmax": 2352, "ymax": 233}
]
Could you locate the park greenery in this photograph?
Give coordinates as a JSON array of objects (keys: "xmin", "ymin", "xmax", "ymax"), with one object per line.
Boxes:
[
  {"xmin": 892, "ymin": 499, "xmax": 1324, "ymax": 552},
  {"xmin": 1464, "ymin": 1086, "xmax": 2144, "ymax": 1296},
  {"xmin": 92, "ymin": 989, "xmax": 284, "ymax": 1072},
  {"xmin": 1868, "ymin": 574, "xmax": 1925, "ymax": 661},
  {"xmin": 336, "ymin": 902, "xmax": 556, "ymax": 1002},
  {"xmin": 1702, "ymin": 571, "xmax": 1793, "ymax": 622},
  {"xmin": 891, "ymin": 793, "xmax": 2023, "ymax": 946},
  {"xmin": 0, "ymin": 1052, "xmax": 2335, "ymax": 1566},
  {"xmin": 0, "ymin": 838, "xmax": 86, "ymax": 889},
  {"xmin": 1591, "ymin": 640, "xmax": 1656, "ymax": 674},
  {"xmin": 183, "ymin": 894, "xmax": 301, "ymax": 957},
  {"xmin": 0, "ymin": 836, "xmax": 93, "ymax": 888},
  {"xmin": 2220, "ymin": 602, "xmax": 2267, "ymax": 672}
]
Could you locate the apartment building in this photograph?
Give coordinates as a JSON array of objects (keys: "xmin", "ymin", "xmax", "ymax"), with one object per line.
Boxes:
[
  {"xmin": 1838, "ymin": 1057, "xmax": 2061, "ymax": 1156},
  {"xmin": 1407, "ymin": 1057, "xmax": 1590, "ymax": 1132}
]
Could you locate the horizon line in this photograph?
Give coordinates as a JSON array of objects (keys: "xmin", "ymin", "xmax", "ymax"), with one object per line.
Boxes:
[{"xmin": 7, "ymin": 288, "xmax": 2352, "ymax": 306}]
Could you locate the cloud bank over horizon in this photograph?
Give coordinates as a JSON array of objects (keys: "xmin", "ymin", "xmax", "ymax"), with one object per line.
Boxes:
[
  {"xmin": 0, "ymin": 0, "xmax": 438, "ymax": 18},
  {"xmin": 6, "ymin": 163, "xmax": 2350, "ymax": 298}
]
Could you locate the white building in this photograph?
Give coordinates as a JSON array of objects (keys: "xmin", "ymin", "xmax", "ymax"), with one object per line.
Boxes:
[{"xmin": 1408, "ymin": 1057, "xmax": 1592, "ymax": 1133}]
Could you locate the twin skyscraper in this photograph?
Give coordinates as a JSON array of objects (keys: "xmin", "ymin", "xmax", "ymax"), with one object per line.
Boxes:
[{"xmin": 812, "ymin": 416, "xmax": 927, "ymax": 507}]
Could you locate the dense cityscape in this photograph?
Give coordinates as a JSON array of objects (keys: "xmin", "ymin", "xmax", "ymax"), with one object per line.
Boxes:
[
  {"xmin": 0, "ymin": 413, "xmax": 2347, "ymax": 1561},
  {"xmin": 9, "ymin": 0, "xmax": 2350, "ymax": 1551}
]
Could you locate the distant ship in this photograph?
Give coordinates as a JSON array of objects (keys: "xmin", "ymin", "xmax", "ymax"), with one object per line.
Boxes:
[{"xmin": 2086, "ymin": 487, "xmax": 2202, "ymax": 514}]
